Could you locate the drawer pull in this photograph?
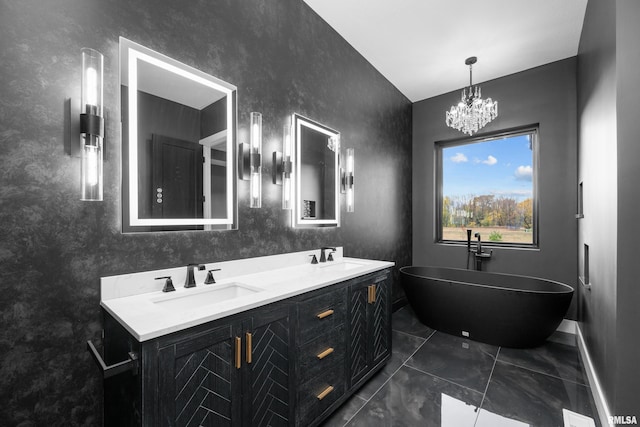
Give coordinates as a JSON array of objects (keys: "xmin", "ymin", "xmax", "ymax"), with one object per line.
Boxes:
[
  {"xmin": 368, "ymin": 285, "xmax": 377, "ymax": 304},
  {"xmin": 246, "ymin": 332, "xmax": 252, "ymax": 364},
  {"xmin": 317, "ymin": 309, "xmax": 334, "ymax": 319},
  {"xmin": 317, "ymin": 347, "xmax": 334, "ymax": 360},
  {"xmin": 317, "ymin": 385, "xmax": 334, "ymax": 400},
  {"xmin": 235, "ymin": 337, "xmax": 242, "ymax": 369}
]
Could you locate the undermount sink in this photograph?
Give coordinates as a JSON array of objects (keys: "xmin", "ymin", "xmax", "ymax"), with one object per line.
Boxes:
[
  {"xmin": 152, "ymin": 283, "xmax": 263, "ymax": 310},
  {"xmin": 318, "ymin": 261, "xmax": 367, "ymax": 271}
]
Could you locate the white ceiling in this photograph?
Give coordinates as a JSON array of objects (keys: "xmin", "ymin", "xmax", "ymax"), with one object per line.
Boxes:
[{"xmin": 303, "ymin": 0, "xmax": 588, "ymax": 102}]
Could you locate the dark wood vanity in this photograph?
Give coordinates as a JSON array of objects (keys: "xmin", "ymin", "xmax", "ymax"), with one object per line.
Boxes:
[{"xmin": 101, "ymin": 268, "xmax": 392, "ymax": 426}]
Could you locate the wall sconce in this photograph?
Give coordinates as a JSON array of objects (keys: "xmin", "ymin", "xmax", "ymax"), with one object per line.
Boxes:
[
  {"xmin": 239, "ymin": 112, "xmax": 262, "ymax": 208},
  {"xmin": 80, "ymin": 48, "xmax": 104, "ymax": 201},
  {"xmin": 345, "ymin": 148, "xmax": 355, "ymax": 212},
  {"xmin": 273, "ymin": 123, "xmax": 293, "ymax": 210}
]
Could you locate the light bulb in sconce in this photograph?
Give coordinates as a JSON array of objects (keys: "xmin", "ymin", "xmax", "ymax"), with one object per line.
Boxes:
[
  {"xmin": 251, "ymin": 172, "xmax": 261, "ymax": 200},
  {"xmin": 80, "ymin": 48, "xmax": 104, "ymax": 201},
  {"xmin": 84, "ymin": 144, "xmax": 100, "ymax": 186},
  {"xmin": 282, "ymin": 123, "xmax": 292, "ymax": 210},
  {"xmin": 85, "ymin": 67, "xmax": 98, "ymax": 107},
  {"xmin": 272, "ymin": 122, "xmax": 293, "ymax": 210},
  {"xmin": 249, "ymin": 112, "xmax": 262, "ymax": 208},
  {"xmin": 346, "ymin": 148, "xmax": 355, "ymax": 212}
]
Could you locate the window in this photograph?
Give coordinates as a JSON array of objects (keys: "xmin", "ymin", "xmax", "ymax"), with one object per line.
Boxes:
[{"xmin": 436, "ymin": 127, "xmax": 538, "ymax": 247}]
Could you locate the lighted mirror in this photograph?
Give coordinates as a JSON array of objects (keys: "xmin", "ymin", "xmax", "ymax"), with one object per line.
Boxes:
[
  {"xmin": 120, "ymin": 37, "xmax": 237, "ymax": 232},
  {"xmin": 292, "ymin": 114, "xmax": 340, "ymax": 228}
]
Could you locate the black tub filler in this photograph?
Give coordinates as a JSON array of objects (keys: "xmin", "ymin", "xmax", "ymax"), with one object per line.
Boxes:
[{"xmin": 400, "ymin": 266, "xmax": 574, "ymax": 348}]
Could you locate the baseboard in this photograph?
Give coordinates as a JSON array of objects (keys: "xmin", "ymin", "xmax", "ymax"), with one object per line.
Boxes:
[
  {"xmin": 557, "ymin": 319, "xmax": 577, "ymax": 334},
  {"xmin": 576, "ymin": 324, "xmax": 612, "ymax": 427}
]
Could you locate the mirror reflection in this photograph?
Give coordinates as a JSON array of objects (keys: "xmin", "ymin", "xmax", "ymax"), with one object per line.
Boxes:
[
  {"xmin": 293, "ymin": 114, "xmax": 340, "ymax": 228},
  {"xmin": 120, "ymin": 37, "xmax": 237, "ymax": 232}
]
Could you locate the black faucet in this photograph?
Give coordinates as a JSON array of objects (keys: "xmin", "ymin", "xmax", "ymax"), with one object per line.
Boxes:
[
  {"xmin": 319, "ymin": 247, "xmax": 337, "ymax": 263},
  {"xmin": 474, "ymin": 232, "xmax": 482, "ymax": 254},
  {"xmin": 472, "ymin": 233, "xmax": 493, "ymax": 271},
  {"xmin": 185, "ymin": 263, "xmax": 205, "ymax": 288},
  {"xmin": 155, "ymin": 276, "xmax": 175, "ymax": 292},
  {"xmin": 204, "ymin": 268, "xmax": 221, "ymax": 285}
]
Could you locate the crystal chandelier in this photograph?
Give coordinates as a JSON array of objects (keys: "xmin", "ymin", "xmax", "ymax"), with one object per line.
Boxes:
[{"xmin": 445, "ymin": 56, "xmax": 498, "ymax": 136}]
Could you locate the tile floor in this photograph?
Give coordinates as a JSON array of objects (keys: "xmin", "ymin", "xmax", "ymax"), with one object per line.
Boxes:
[{"xmin": 321, "ymin": 305, "xmax": 600, "ymax": 427}]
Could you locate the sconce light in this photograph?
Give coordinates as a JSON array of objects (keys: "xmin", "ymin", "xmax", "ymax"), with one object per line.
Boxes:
[
  {"xmin": 80, "ymin": 48, "xmax": 104, "ymax": 201},
  {"xmin": 239, "ymin": 112, "xmax": 263, "ymax": 208},
  {"xmin": 345, "ymin": 148, "xmax": 355, "ymax": 212},
  {"xmin": 273, "ymin": 123, "xmax": 293, "ymax": 210}
]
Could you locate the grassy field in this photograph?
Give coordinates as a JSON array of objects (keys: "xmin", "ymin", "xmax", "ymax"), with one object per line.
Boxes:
[{"xmin": 442, "ymin": 226, "xmax": 533, "ymax": 244}]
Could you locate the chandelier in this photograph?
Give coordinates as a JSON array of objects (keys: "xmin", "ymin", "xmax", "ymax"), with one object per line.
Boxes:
[{"xmin": 445, "ymin": 56, "xmax": 498, "ymax": 136}]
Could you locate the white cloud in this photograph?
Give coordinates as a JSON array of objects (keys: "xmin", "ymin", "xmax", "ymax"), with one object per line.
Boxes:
[
  {"xmin": 450, "ymin": 152, "xmax": 468, "ymax": 163},
  {"xmin": 482, "ymin": 155, "xmax": 497, "ymax": 166},
  {"xmin": 515, "ymin": 165, "xmax": 533, "ymax": 181}
]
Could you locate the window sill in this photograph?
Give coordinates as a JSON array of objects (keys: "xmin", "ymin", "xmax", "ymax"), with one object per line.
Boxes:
[{"xmin": 436, "ymin": 240, "xmax": 540, "ymax": 251}]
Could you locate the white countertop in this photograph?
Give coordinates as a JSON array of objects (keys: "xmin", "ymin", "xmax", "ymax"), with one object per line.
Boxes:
[{"xmin": 101, "ymin": 248, "xmax": 394, "ymax": 341}]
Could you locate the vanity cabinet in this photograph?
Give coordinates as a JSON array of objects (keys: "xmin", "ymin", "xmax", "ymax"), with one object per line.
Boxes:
[
  {"xmin": 101, "ymin": 268, "xmax": 391, "ymax": 427},
  {"xmin": 104, "ymin": 302, "xmax": 295, "ymax": 426}
]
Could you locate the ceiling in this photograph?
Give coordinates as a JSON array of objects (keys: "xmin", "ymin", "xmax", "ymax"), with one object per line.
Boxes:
[{"xmin": 303, "ymin": 0, "xmax": 588, "ymax": 102}]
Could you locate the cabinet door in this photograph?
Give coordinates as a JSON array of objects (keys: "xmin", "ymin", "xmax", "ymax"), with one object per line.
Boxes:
[
  {"xmin": 370, "ymin": 276, "xmax": 391, "ymax": 366},
  {"xmin": 243, "ymin": 304, "xmax": 294, "ymax": 427},
  {"xmin": 157, "ymin": 324, "xmax": 241, "ymax": 427},
  {"xmin": 348, "ymin": 272, "xmax": 392, "ymax": 387},
  {"xmin": 348, "ymin": 279, "xmax": 371, "ymax": 387}
]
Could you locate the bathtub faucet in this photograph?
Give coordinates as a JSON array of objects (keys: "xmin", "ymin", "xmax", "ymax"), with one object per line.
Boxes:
[{"xmin": 472, "ymin": 233, "xmax": 492, "ymax": 271}]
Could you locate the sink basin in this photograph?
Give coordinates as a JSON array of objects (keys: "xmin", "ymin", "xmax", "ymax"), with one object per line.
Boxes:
[
  {"xmin": 152, "ymin": 283, "xmax": 263, "ymax": 310},
  {"xmin": 318, "ymin": 261, "xmax": 367, "ymax": 271}
]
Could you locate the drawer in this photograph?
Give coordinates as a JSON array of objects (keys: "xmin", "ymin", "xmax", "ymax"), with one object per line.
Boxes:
[
  {"xmin": 298, "ymin": 287, "xmax": 346, "ymax": 344},
  {"xmin": 298, "ymin": 363, "xmax": 345, "ymax": 426},
  {"xmin": 299, "ymin": 325, "xmax": 346, "ymax": 383}
]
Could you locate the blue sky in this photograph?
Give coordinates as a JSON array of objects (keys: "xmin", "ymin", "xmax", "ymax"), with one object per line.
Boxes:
[{"xmin": 442, "ymin": 134, "xmax": 533, "ymax": 201}]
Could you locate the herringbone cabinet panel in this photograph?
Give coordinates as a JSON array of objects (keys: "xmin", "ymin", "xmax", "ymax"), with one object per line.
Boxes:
[
  {"xmin": 248, "ymin": 315, "xmax": 292, "ymax": 427},
  {"xmin": 372, "ymin": 281, "xmax": 390, "ymax": 364},
  {"xmin": 174, "ymin": 341, "xmax": 233, "ymax": 426},
  {"xmin": 348, "ymin": 286, "xmax": 369, "ymax": 386}
]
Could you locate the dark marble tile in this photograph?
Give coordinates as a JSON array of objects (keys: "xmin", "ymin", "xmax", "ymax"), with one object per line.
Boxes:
[
  {"xmin": 391, "ymin": 305, "xmax": 435, "ymax": 338},
  {"xmin": 347, "ymin": 366, "xmax": 483, "ymax": 427},
  {"xmin": 405, "ymin": 331, "xmax": 499, "ymax": 393},
  {"xmin": 320, "ymin": 394, "xmax": 367, "ymax": 427},
  {"xmin": 498, "ymin": 339, "xmax": 589, "ymax": 385},
  {"xmin": 354, "ymin": 329, "xmax": 427, "ymax": 400},
  {"xmin": 478, "ymin": 361, "xmax": 600, "ymax": 427}
]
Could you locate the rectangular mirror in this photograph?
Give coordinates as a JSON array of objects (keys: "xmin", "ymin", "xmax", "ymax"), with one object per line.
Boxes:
[
  {"xmin": 120, "ymin": 37, "xmax": 237, "ymax": 232},
  {"xmin": 292, "ymin": 113, "xmax": 340, "ymax": 228}
]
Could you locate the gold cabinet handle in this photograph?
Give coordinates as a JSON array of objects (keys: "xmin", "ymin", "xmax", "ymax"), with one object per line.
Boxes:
[
  {"xmin": 317, "ymin": 385, "xmax": 334, "ymax": 400},
  {"xmin": 246, "ymin": 332, "xmax": 252, "ymax": 364},
  {"xmin": 316, "ymin": 347, "xmax": 334, "ymax": 360},
  {"xmin": 317, "ymin": 309, "xmax": 334, "ymax": 319},
  {"xmin": 367, "ymin": 284, "xmax": 377, "ymax": 303},
  {"xmin": 235, "ymin": 337, "xmax": 242, "ymax": 369}
]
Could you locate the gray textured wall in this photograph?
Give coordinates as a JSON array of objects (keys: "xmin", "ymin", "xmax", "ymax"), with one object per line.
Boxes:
[
  {"xmin": 576, "ymin": 0, "xmax": 618, "ymax": 411},
  {"xmin": 578, "ymin": 0, "xmax": 640, "ymax": 414},
  {"xmin": 615, "ymin": 1, "xmax": 640, "ymax": 413},
  {"xmin": 0, "ymin": 0, "xmax": 412, "ymax": 425},
  {"xmin": 412, "ymin": 58, "xmax": 579, "ymax": 319}
]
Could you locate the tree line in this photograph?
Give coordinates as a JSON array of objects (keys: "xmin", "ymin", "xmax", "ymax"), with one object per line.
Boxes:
[{"xmin": 443, "ymin": 194, "xmax": 533, "ymax": 230}]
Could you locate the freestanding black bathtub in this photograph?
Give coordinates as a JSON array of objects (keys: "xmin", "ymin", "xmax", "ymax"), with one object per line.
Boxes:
[{"xmin": 400, "ymin": 266, "xmax": 574, "ymax": 348}]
